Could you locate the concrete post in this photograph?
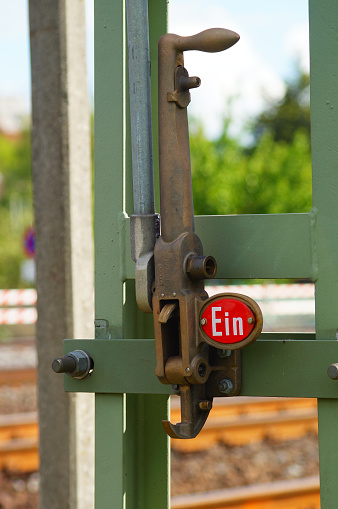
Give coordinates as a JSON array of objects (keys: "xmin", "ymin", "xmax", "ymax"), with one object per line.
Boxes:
[{"xmin": 29, "ymin": 1, "xmax": 94, "ymax": 508}]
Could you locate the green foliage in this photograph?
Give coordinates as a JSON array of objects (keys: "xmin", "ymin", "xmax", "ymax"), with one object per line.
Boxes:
[
  {"xmin": 190, "ymin": 70, "xmax": 312, "ymax": 216},
  {"xmin": 0, "ymin": 70, "xmax": 312, "ymax": 287},
  {"xmin": 251, "ymin": 71, "xmax": 310, "ymax": 144},
  {"xmin": 0, "ymin": 131, "xmax": 33, "ymax": 288}
]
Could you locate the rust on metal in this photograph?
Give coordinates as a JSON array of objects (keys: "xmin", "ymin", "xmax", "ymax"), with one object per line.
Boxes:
[{"xmin": 153, "ymin": 28, "xmax": 242, "ymax": 439}]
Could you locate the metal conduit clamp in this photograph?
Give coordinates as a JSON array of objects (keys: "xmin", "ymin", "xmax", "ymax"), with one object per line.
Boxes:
[{"xmin": 153, "ymin": 28, "xmax": 263, "ymax": 439}]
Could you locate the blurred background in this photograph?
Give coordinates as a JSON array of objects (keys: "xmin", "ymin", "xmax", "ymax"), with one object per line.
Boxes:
[
  {"xmin": 0, "ymin": 2, "xmax": 318, "ymax": 508},
  {"xmin": 0, "ymin": 0, "xmax": 312, "ymax": 334}
]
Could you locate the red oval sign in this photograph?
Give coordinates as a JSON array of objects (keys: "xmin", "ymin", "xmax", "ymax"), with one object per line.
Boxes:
[{"xmin": 200, "ymin": 293, "xmax": 262, "ymax": 349}]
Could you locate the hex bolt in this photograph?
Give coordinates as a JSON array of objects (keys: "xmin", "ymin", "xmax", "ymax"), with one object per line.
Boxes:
[
  {"xmin": 52, "ymin": 356, "xmax": 76, "ymax": 374},
  {"xmin": 218, "ymin": 378, "xmax": 234, "ymax": 394},
  {"xmin": 217, "ymin": 349, "xmax": 231, "ymax": 359},
  {"xmin": 52, "ymin": 350, "xmax": 94, "ymax": 379},
  {"xmin": 328, "ymin": 363, "xmax": 338, "ymax": 380}
]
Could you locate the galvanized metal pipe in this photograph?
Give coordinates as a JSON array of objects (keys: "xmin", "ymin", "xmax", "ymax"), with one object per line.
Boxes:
[{"xmin": 126, "ymin": 0, "xmax": 155, "ymax": 215}]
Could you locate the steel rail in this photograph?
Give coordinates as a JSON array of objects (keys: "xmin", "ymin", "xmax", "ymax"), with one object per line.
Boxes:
[
  {"xmin": 171, "ymin": 396, "xmax": 317, "ymax": 418},
  {"xmin": 171, "ymin": 476, "xmax": 320, "ymax": 509},
  {"xmin": 171, "ymin": 397, "xmax": 318, "ymax": 451},
  {"xmin": 0, "ymin": 367, "xmax": 36, "ymax": 386}
]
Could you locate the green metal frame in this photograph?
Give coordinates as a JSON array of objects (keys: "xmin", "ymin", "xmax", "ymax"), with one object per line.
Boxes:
[{"xmin": 65, "ymin": 0, "xmax": 338, "ymax": 507}]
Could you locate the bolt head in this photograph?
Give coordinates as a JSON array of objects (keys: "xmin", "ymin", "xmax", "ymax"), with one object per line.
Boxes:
[
  {"xmin": 185, "ymin": 367, "xmax": 191, "ymax": 373},
  {"xmin": 328, "ymin": 363, "xmax": 338, "ymax": 380},
  {"xmin": 200, "ymin": 318, "xmax": 207, "ymax": 326},
  {"xmin": 161, "ymin": 293, "xmax": 165, "ymax": 298},
  {"xmin": 218, "ymin": 378, "xmax": 234, "ymax": 394},
  {"xmin": 172, "ymin": 292, "xmax": 177, "ymax": 297},
  {"xmin": 247, "ymin": 317, "xmax": 254, "ymax": 324}
]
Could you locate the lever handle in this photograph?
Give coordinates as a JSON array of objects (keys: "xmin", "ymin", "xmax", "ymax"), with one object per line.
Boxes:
[
  {"xmin": 158, "ymin": 28, "xmax": 239, "ymax": 243},
  {"xmin": 174, "ymin": 28, "xmax": 240, "ymax": 54}
]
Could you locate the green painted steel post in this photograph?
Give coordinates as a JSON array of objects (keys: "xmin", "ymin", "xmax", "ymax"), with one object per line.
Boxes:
[
  {"xmin": 94, "ymin": 1, "xmax": 125, "ymax": 505},
  {"xmin": 310, "ymin": 0, "xmax": 338, "ymax": 507},
  {"xmin": 94, "ymin": 1, "xmax": 169, "ymax": 508}
]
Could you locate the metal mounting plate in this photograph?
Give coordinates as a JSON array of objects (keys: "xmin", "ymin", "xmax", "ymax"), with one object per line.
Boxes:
[{"xmin": 63, "ymin": 338, "xmax": 338, "ymax": 399}]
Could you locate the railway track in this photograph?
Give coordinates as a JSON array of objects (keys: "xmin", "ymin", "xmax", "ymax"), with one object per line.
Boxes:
[
  {"xmin": 0, "ymin": 367, "xmax": 321, "ymax": 507},
  {"xmin": 171, "ymin": 396, "xmax": 318, "ymax": 452},
  {"xmin": 0, "ymin": 367, "xmax": 36, "ymax": 386},
  {"xmin": 0, "ymin": 392, "xmax": 318, "ymax": 471},
  {"xmin": 0, "ymin": 412, "xmax": 38, "ymax": 472},
  {"xmin": 171, "ymin": 475, "xmax": 320, "ymax": 509}
]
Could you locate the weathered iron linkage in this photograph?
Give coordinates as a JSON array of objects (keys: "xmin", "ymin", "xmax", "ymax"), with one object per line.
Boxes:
[{"xmin": 152, "ymin": 28, "xmax": 263, "ymax": 439}]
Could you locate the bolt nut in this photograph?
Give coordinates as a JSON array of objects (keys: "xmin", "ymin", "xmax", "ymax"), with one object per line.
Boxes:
[
  {"xmin": 217, "ymin": 349, "xmax": 232, "ymax": 359},
  {"xmin": 218, "ymin": 378, "xmax": 234, "ymax": 394},
  {"xmin": 52, "ymin": 350, "xmax": 94, "ymax": 379},
  {"xmin": 200, "ymin": 318, "xmax": 207, "ymax": 326}
]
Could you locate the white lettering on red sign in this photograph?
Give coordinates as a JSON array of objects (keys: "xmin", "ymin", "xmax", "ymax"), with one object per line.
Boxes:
[
  {"xmin": 201, "ymin": 297, "xmax": 256, "ymax": 345},
  {"xmin": 212, "ymin": 307, "xmax": 244, "ymax": 337},
  {"xmin": 212, "ymin": 306, "xmax": 222, "ymax": 336}
]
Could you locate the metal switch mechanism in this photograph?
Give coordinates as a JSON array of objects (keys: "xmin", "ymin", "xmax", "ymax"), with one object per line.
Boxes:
[{"xmin": 153, "ymin": 28, "xmax": 263, "ymax": 439}]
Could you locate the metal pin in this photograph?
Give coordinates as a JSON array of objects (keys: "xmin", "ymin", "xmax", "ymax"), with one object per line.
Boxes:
[{"xmin": 199, "ymin": 401, "xmax": 212, "ymax": 411}]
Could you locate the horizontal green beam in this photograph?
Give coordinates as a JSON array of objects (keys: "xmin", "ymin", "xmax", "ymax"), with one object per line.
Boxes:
[
  {"xmin": 122, "ymin": 212, "xmax": 315, "ymax": 281},
  {"xmin": 63, "ymin": 337, "xmax": 338, "ymax": 398},
  {"xmin": 196, "ymin": 213, "xmax": 314, "ymax": 280}
]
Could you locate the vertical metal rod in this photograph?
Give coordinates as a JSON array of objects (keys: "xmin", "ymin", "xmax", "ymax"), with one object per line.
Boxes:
[{"xmin": 126, "ymin": 0, "xmax": 155, "ymax": 215}]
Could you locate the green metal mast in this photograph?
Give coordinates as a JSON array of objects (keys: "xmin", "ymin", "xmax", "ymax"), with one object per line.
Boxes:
[
  {"xmin": 310, "ymin": 1, "xmax": 338, "ymax": 507},
  {"xmin": 94, "ymin": 1, "xmax": 168, "ymax": 507}
]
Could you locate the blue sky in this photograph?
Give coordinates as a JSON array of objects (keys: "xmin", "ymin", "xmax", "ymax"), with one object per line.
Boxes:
[
  {"xmin": 0, "ymin": 0, "xmax": 309, "ymax": 137},
  {"xmin": 169, "ymin": 0, "xmax": 309, "ymax": 137}
]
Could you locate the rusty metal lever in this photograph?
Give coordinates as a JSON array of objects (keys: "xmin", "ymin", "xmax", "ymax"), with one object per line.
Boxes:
[
  {"xmin": 153, "ymin": 28, "xmax": 240, "ymax": 439},
  {"xmin": 158, "ymin": 28, "xmax": 239, "ymax": 243}
]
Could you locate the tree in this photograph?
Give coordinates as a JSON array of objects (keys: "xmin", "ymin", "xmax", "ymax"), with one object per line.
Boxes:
[
  {"xmin": 0, "ymin": 130, "xmax": 33, "ymax": 288},
  {"xmin": 251, "ymin": 70, "xmax": 310, "ymax": 144},
  {"xmin": 190, "ymin": 70, "xmax": 312, "ymax": 216}
]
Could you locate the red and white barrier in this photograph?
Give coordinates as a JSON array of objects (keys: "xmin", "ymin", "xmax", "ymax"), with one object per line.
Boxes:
[
  {"xmin": 0, "ymin": 285, "xmax": 315, "ymax": 326},
  {"xmin": 207, "ymin": 284, "xmax": 314, "ymax": 300},
  {"xmin": 0, "ymin": 289, "xmax": 37, "ymax": 324},
  {"xmin": 0, "ymin": 289, "xmax": 37, "ymax": 307},
  {"xmin": 0, "ymin": 307, "xmax": 37, "ymax": 325}
]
